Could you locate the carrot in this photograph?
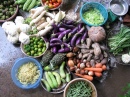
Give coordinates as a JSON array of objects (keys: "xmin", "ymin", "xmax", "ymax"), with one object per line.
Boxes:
[
  {"xmin": 95, "ymin": 63, "xmax": 102, "ymax": 68},
  {"xmin": 102, "ymin": 65, "xmax": 107, "ymax": 70},
  {"xmin": 84, "ymin": 67, "xmax": 103, "ymax": 72},
  {"xmin": 94, "ymin": 72, "xmax": 102, "ymax": 77},
  {"xmin": 75, "ymin": 73, "xmax": 93, "ymax": 81}
]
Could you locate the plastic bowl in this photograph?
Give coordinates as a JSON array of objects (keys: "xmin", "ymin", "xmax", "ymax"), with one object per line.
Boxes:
[
  {"xmin": 11, "ymin": 57, "xmax": 43, "ymax": 89},
  {"xmin": 20, "ymin": 37, "xmax": 48, "ymax": 58},
  {"xmin": 80, "ymin": 2, "xmax": 108, "ymax": 26},
  {"xmin": 63, "ymin": 78, "xmax": 97, "ymax": 97}
]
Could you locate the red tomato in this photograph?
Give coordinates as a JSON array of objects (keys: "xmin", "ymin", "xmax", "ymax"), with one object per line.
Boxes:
[
  {"xmin": 53, "ymin": 2, "xmax": 59, "ymax": 8},
  {"xmin": 52, "ymin": 0, "xmax": 57, "ymax": 3},
  {"xmin": 49, "ymin": 3, "xmax": 53, "ymax": 9},
  {"xmin": 57, "ymin": 0, "xmax": 61, "ymax": 3}
]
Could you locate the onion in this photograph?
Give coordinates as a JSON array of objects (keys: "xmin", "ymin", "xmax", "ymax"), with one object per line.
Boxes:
[{"xmin": 67, "ymin": 60, "xmax": 75, "ymax": 67}]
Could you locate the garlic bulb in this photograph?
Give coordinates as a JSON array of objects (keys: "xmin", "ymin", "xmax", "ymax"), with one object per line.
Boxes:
[
  {"xmin": 7, "ymin": 32, "xmax": 19, "ymax": 44},
  {"xmin": 6, "ymin": 25, "xmax": 18, "ymax": 36},
  {"xmin": 19, "ymin": 32, "xmax": 30, "ymax": 44},
  {"xmin": 15, "ymin": 16, "xmax": 24, "ymax": 24},
  {"xmin": 18, "ymin": 24, "xmax": 31, "ymax": 34}
]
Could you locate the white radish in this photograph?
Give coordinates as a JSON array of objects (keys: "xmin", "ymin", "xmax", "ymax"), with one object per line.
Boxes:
[
  {"xmin": 46, "ymin": 17, "xmax": 51, "ymax": 23},
  {"xmin": 32, "ymin": 7, "xmax": 46, "ymax": 19},
  {"xmin": 37, "ymin": 22, "xmax": 48, "ymax": 31},
  {"xmin": 35, "ymin": 17, "xmax": 46, "ymax": 27},
  {"xmin": 54, "ymin": 11, "xmax": 65, "ymax": 23},
  {"xmin": 37, "ymin": 26, "xmax": 53, "ymax": 36},
  {"xmin": 45, "ymin": 12, "xmax": 55, "ymax": 19},
  {"xmin": 30, "ymin": 11, "xmax": 46, "ymax": 26},
  {"xmin": 46, "ymin": 19, "xmax": 55, "ymax": 27}
]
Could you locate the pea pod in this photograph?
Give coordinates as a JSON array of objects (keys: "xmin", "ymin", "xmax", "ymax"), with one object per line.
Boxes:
[
  {"xmin": 41, "ymin": 79, "xmax": 51, "ymax": 92},
  {"xmin": 48, "ymin": 71, "xmax": 58, "ymax": 88},
  {"xmin": 23, "ymin": 0, "xmax": 32, "ymax": 11},
  {"xmin": 66, "ymin": 73, "xmax": 71, "ymax": 82},
  {"xmin": 59, "ymin": 61, "xmax": 66, "ymax": 78},
  {"xmin": 44, "ymin": 72, "xmax": 55, "ymax": 89},
  {"xmin": 27, "ymin": 0, "xmax": 36, "ymax": 11},
  {"xmin": 52, "ymin": 72, "xmax": 61, "ymax": 86},
  {"xmin": 15, "ymin": 0, "xmax": 26, "ymax": 4}
]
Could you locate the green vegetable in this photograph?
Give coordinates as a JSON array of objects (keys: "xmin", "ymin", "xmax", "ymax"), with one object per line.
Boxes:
[
  {"xmin": 108, "ymin": 27, "xmax": 130, "ymax": 55},
  {"xmin": 66, "ymin": 81, "xmax": 92, "ymax": 97},
  {"xmin": 15, "ymin": 0, "xmax": 26, "ymax": 4},
  {"xmin": 27, "ymin": 0, "xmax": 36, "ymax": 11},
  {"xmin": 43, "ymin": 65, "xmax": 59, "ymax": 71},
  {"xmin": 83, "ymin": 8, "xmax": 104, "ymax": 25},
  {"xmin": 119, "ymin": 83, "xmax": 130, "ymax": 97},
  {"xmin": 44, "ymin": 72, "xmax": 55, "ymax": 89},
  {"xmin": 23, "ymin": 0, "xmax": 32, "ymax": 11},
  {"xmin": 59, "ymin": 61, "xmax": 66, "ymax": 79},
  {"xmin": 61, "ymin": 78, "xmax": 66, "ymax": 83},
  {"xmin": 48, "ymin": 71, "xmax": 58, "ymax": 88},
  {"xmin": 66, "ymin": 73, "xmax": 71, "ymax": 82},
  {"xmin": 52, "ymin": 72, "xmax": 61, "ymax": 86},
  {"xmin": 41, "ymin": 79, "xmax": 51, "ymax": 92}
]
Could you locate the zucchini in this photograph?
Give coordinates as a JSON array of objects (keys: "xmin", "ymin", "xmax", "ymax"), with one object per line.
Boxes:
[
  {"xmin": 23, "ymin": 0, "xmax": 32, "ymax": 11},
  {"xmin": 27, "ymin": 0, "xmax": 36, "ymax": 11},
  {"xmin": 48, "ymin": 71, "xmax": 58, "ymax": 88},
  {"xmin": 41, "ymin": 79, "xmax": 51, "ymax": 92},
  {"xmin": 44, "ymin": 72, "xmax": 55, "ymax": 89},
  {"xmin": 52, "ymin": 72, "xmax": 61, "ymax": 86}
]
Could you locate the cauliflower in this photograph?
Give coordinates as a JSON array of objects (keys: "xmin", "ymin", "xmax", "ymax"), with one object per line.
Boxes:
[{"xmin": 121, "ymin": 54, "xmax": 130, "ymax": 64}]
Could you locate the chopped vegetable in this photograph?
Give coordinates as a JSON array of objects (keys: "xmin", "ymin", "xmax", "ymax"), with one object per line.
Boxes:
[{"xmin": 83, "ymin": 8, "xmax": 104, "ymax": 25}]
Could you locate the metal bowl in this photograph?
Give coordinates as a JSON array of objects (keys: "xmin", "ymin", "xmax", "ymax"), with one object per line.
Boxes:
[{"xmin": 109, "ymin": 0, "xmax": 129, "ymax": 16}]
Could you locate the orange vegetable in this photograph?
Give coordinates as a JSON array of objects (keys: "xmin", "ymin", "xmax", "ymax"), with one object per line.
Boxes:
[
  {"xmin": 52, "ymin": 0, "xmax": 57, "ymax": 3},
  {"xmin": 95, "ymin": 63, "xmax": 102, "ymax": 68},
  {"xmin": 75, "ymin": 73, "xmax": 93, "ymax": 81},
  {"xmin": 77, "ymin": 63, "xmax": 80, "ymax": 68},
  {"xmin": 94, "ymin": 72, "xmax": 102, "ymax": 77},
  {"xmin": 102, "ymin": 65, "xmax": 107, "ymax": 70},
  {"xmin": 85, "ymin": 67, "xmax": 103, "ymax": 72},
  {"xmin": 57, "ymin": 0, "xmax": 62, "ymax": 3}
]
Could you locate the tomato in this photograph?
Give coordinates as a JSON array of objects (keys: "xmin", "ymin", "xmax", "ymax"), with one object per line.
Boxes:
[
  {"xmin": 45, "ymin": 1, "xmax": 49, "ymax": 5},
  {"xmin": 57, "ymin": 0, "xmax": 61, "ymax": 3},
  {"xmin": 53, "ymin": 2, "xmax": 59, "ymax": 8},
  {"xmin": 49, "ymin": 3, "xmax": 53, "ymax": 9},
  {"xmin": 42, "ymin": 0, "xmax": 46, "ymax": 2}
]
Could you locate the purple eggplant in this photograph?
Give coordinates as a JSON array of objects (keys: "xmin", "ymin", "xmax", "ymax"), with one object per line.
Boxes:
[
  {"xmin": 70, "ymin": 33, "xmax": 82, "ymax": 47},
  {"xmin": 68, "ymin": 27, "xmax": 78, "ymax": 38},
  {"xmin": 76, "ymin": 36, "xmax": 82, "ymax": 45},
  {"xmin": 58, "ymin": 29, "xmax": 71, "ymax": 39},
  {"xmin": 66, "ymin": 20, "xmax": 75, "ymax": 25},
  {"xmin": 52, "ymin": 24, "xmax": 58, "ymax": 33},
  {"xmin": 50, "ymin": 38, "xmax": 62, "ymax": 43},
  {"xmin": 51, "ymin": 33, "xmax": 60, "ymax": 38},
  {"xmin": 50, "ymin": 43, "xmax": 61, "ymax": 47},
  {"xmin": 78, "ymin": 26, "xmax": 85, "ymax": 34},
  {"xmin": 78, "ymin": 23, "xmax": 84, "ymax": 30},
  {"xmin": 59, "ymin": 28, "xmax": 66, "ymax": 32},
  {"xmin": 51, "ymin": 47, "xmax": 57, "ymax": 53},
  {"xmin": 63, "ymin": 43, "xmax": 71, "ymax": 48},
  {"xmin": 61, "ymin": 23, "xmax": 75, "ymax": 29},
  {"xmin": 58, "ymin": 47, "xmax": 71, "ymax": 53},
  {"xmin": 81, "ymin": 32, "xmax": 87, "ymax": 44}
]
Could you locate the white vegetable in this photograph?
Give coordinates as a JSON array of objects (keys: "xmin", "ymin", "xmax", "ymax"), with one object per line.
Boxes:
[
  {"xmin": 46, "ymin": 17, "xmax": 51, "ymax": 23},
  {"xmin": 29, "ymin": 8, "xmax": 37, "ymax": 17},
  {"xmin": 35, "ymin": 17, "xmax": 45, "ymax": 27},
  {"xmin": 45, "ymin": 12, "xmax": 55, "ymax": 19},
  {"xmin": 54, "ymin": 11, "xmax": 65, "ymax": 23},
  {"xmin": 2, "ymin": 21, "xmax": 15, "ymax": 33},
  {"xmin": 121, "ymin": 54, "xmax": 130, "ymax": 64},
  {"xmin": 37, "ymin": 22, "xmax": 48, "ymax": 31},
  {"xmin": 37, "ymin": 26, "xmax": 53, "ymax": 36},
  {"xmin": 15, "ymin": 16, "xmax": 24, "ymax": 24},
  {"xmin": 19, "ymin": 24, "xmax": 31, "ymax": 34},
  {"xmin": 30, "ymin": 10, "xmax": 46, "ymax": 26},
  {"xmin": 7, "ymin": 32, "xmax": 19, "ymax": 44},
  {"xmin": 6, "ymin": 25, "xmax": 18, "ymax": 36},
  {"xmin": 19, "ymin": 32, "xmax": 30, "ymax": 44},
  {"xmin": 46, "ymin": 19, "xmax": 55, "ymax": 27},
  {"xmin": 32, "ymin": 7, "xmax": 46, "ymax": 19}
]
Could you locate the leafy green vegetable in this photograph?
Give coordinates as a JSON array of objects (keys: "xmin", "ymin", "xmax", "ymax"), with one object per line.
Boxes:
[
  {"xmin": 108, "ymin": 26, "xmax": 130, "ymax": 55},
  {"xmin": 66, "ymin": 81, "xmax": 93, "ymax": 97},
  {"xmin": 83, "ymin": 8, "xmax": 104, "ymax": 25}
]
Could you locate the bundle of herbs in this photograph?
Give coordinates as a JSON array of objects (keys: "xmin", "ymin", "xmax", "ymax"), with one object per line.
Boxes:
[{"xmin": 108, "ymin": 26, "xmax": 130, "ymax": 55}]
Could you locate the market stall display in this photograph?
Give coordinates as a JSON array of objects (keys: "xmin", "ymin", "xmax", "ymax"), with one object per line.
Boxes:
[{"xmin": 1, "ymin": 0, "xmax": 130, "ymax": 97}]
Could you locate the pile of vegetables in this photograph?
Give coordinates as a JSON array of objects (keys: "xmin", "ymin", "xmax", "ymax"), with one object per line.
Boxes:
[
  {"xmin": 0, "ymin": 0, "xmax": 17, "ymax": 20},
  {"xmin": 108, "ymin": 26, "xmax": 130, "ymax": 55},
  {"xmin": 41, "ymin": 0, "xmax": 62, "ymax": 9},
  {"xmin": 83, "ymin": 8, "xmax": 104, "ymax": 25},
  {"xmin": 66, "ymin": 80, "xmax": 93, "ymax": 97},
  {"xmin": 49, "ymin": 21, "xmax": 88, "ymax": 53},
  {"xmin": 15, "ymin": 0, "xmax": 41, "ymax": 11},
  {"xmin": 41, "ymin": 61, "xmax": 71, "ymax": 92}
]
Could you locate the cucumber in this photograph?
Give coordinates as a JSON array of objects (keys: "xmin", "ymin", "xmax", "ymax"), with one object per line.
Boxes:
[
  {"xmin": 23, "ymin": 0, "xmax": 32, "ymax": 11},
  {"xmin": 52, "ymin": 72, "xmax": 61, "ymax": 86},
  {"xmin": 44, "ymin": 72, "xmax": 55, "ymax": 89},
  {"xmin": 27, "ymin": 0, "xmax": 36, "ymax": 11},
  {"xmin": 48, "ymin": 71, "xmax": 58, "ymax": 88},
  {"xmin": 41, "ymin": 79, "xmax": 51, "ymax": 92},
  {"xmin": 59, "ymin": 61, "xmax": 66, "ymax": 78}
]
